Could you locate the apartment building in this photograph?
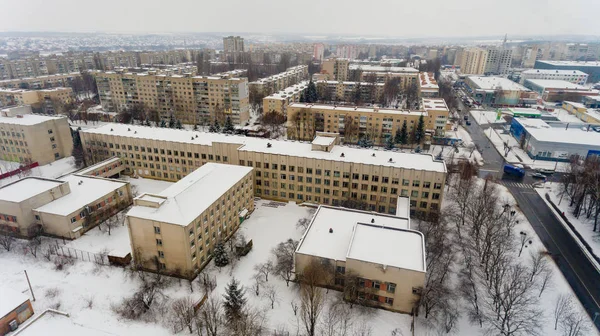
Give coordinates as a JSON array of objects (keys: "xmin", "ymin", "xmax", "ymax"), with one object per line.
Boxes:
[
  {"xmin": 313, "ymin": 43, "xmax": 325, "ymax": 61},
  {"xmin": 0, "ymin": 72, "xmax": 81, "ymax": 90},
  {"xmin": 315, "ymin": 81, "xmax": 384, "ymax": 104},
  {"xmin": 484, "ymin": 48, "xmax": 513, "ymax": 75},
  {"xmin": 520, "ymin": 69, "xmax": 588, "ymax": 85},
  {"xmin": 523, "ymin": 79, "xmax": 599, "ymax": 102},
  {"xmin": 248, "ymin": 65, "xmax": 309, "ymax": 95},
  {"xmin": 223, "ymin": 36, "xmax": 245, "ymax": 53},
  {"xmin": 0, "ymin": 174, "xmax": 132, "ymax": 239},
  {"xmin": 458, "ymin": 48, "xmax": 488, "ymax": 75},
  {"xmin": 263, "ymin": 81, "xmax": 309, "ymax": 116},
  {"xmin": 535, "ymin": 60, "xmax": 600, "ymax": 83},
  {"xmin": 286, "ymin": 100, "xmax": 449, "ymax": 143},
  {"xmin": 295, "ymin": 199, "xmax": 425, "ymax": 314},
  {"xmin": 465, "ymin": 76, "xmax": 538, "ymax": 107},
  {"xmin": 321, "ymin": 58, "xmax": 351, "ymax": 81},
  {"xmin": 0, "ymin": 87, "xmax": 73, "ymax": 113},
  {"xmin": 0, "ymin": 106, "xmax": 73, "ymax": 165},
  {"xmin": 126, "ymin": 163, "xmax": 254, "ymax": 278},
  {"xmin": 349, "ymin": 65, "xmax": 419, "ymax": 88},
  {"xmin": 94, "ymin": 70, "xmax": 250, "ymax": 125},
  {"xmin": 80, "ymin": 124, "xmax": 446, "ymax": 216},
  {"xmin": 418, "ymin": 72, "xmax": 439, "ymax": 97}
]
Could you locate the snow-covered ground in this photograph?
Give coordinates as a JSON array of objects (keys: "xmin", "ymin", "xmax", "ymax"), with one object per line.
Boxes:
[
  {"xmin": 440, "ymin": 180, "xmax": 598, "ymax": 336},
  {"xmin": 0, "ymin": 157, "xmax": 78, "ymax": 187},
  {"xmin": 538, "ymin": 182, "xmax": 600, "ymax": 266},
  {"xmin": 425, "ymin": 125, "xmax": 484, "ymax": 165},
  {"xmin": 469, "ymin": 109, "xmax": 507, "ymax": 125}
]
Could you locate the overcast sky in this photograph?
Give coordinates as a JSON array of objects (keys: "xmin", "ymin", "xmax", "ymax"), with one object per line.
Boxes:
[{"xmin": 0, "ymin": 0, "xmax": 599, "ymax": 37}]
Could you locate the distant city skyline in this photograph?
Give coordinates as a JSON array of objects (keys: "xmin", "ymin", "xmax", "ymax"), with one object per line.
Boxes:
[{"xmin": 0, "ymin": 0, "xmax": 599, "ymax": 38}]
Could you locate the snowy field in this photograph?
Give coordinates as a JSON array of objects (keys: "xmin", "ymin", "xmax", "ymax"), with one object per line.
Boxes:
[
  {"xmin": 426, "ymin": 125, "xmax": 484, "ymax": 165},
  {"xmin": 538, "ymin": 182, "xmax": 600, "ymax": 265},
  {"xmin": 469, "ymin": 109, "xmax": 506, "ymax": 125},
  {"xmin": 0, "ymin": 157, "xmax": 78, "ymax": 187}
]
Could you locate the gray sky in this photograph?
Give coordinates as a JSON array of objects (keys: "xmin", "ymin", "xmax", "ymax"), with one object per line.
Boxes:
[{"xmin": 0, "ymin": 0, "xmax": 599, "ymax": 37}]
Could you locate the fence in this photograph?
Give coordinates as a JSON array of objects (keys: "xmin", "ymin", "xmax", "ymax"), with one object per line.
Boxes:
[
  {"xmin": 49, "ymin": 242, "xmax": 108, "ymax": 265},
  {"xmin": 0, "ymin": 162, "xmax": 39, "ymax": 180}
]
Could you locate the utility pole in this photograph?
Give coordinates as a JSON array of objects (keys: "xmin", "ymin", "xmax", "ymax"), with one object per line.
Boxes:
[{"xmin": 24, "ymin": 270, "xmax": 35, "ymax": 301}]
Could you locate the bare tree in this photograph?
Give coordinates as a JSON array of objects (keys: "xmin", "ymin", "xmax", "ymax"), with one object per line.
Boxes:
[
  {"xmin": 319, "ymin": 300, "xmax": 354, "ymax": 336},
  {"xmin": 554, "ymin": 294, "xmax": 573, "ymax": 330},
  {"xmin": 26, "ymin": 238, "xmax": 41, "ymax": 258},
  {"xmin": 299, "ymin": 259, "xmax": 327, "ymax": 336},
  {"xmin": 254, "ymin": 261, "xmax": 274, "ymax": 282},
  {"xmin": 296, "ymin": 217, "xmax": 311, "ymax": 232},
  {"xmin": 272, "ymin": 239, "xmax": 299, "ymax": 286},
  {"xmin": 262, "ymin": 284, "xmax": 280, "ymax": 309},
  {"xmin": 560, "ymin": 305, "xmax": 592, "ymax": 336},
  {"xmin": 0, "ymin": 233, "xmax": 15, "ymax": 251},
  {"xmin": 103, "ymin": 211, "xmax": 123, "ymax": 235},
  {"xmin": 171, "ymin": 297, "xmax": 197, "ymax": 333},
  {"xmin": 251, "ymin": 272, "xmax": 264, "ymax": 296},
  {"xmin": 529, "ymin": 250, "xmax": 549, "ymax": 282},
  {"xmin": 539, "ymin": 268, "xmax": 554, "ymax": 297},
  {"xmin": 200, "ymin": 295, "xmax": 223, "ymax": 336}
]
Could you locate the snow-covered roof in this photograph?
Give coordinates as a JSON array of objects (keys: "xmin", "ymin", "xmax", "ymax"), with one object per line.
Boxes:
[
  {"xmin": 422, "ymin": 98, "xmax": 448, "ymax": 111},
  {"xmin": 34, "ymin": 175, "xmax": 127, "ymax": 216},
  {"xmin": 82, "ymin": 124, "xmax": 446, "ymax": 173},
  {"xmin": 126, "ymin": 163, "xmax": 252, "ymax": 226},
  {"xmin": 347, "ymin": 223, "xmax": 425, "ymax": 272},
  {"xmin": 515, "ymin": 118, "xmax": 600, "ymax": 146},
  {"xmin": 296, "ymin": 206, "xmax": 410, "ymax": 262},
  {"xmin": 563, "ymin": 101, "xmax": 587, "ymax": 109},
  {"xmin": 312, "ymin": 136, "xmax": 336, "ymax": 147},
  {"xmin": 524, "ymin": 79, "xmax": 590, "ymax": 90},
  {"xmin": 536, "ymin": 60, "xmax": 600, "ymax": 67},
  {"xmin": 288, "ymin": 103, "xmax": 428, "ymax": 116},
  {"xmin": 468, "ymin": 76, "xmax": 530, "ymax": 91},
  {"xmin": 0, "ymin": 114, "xmax": 67, "ymax": 126},
  {"xmin": 76, "ymin": 157, "xmax": 121, "ymax": 176},
  {"xmin": 349, "ymin": 64, "xmax": 418, "ymax": 73},
  {"xmin": 14, "ymin": 310, "xmax": 113, "ymax": 336},
  {"xmin": 264, "ymin": 81, "xmax": 308, "ymax": 100},
  {"xmin": 0, "ymin": 178, "xmax": 63, "ymax": 203},
  {"xmin": 0, "ymin": 286, "xmax": 29, "ymax": 319},
  {"xmin": 419, "ymin": 72, "xmax": 438, "ymax": 89},
  {"xmin": 522, "ymin": 69, "xmax": 588, "ymax": 76}
]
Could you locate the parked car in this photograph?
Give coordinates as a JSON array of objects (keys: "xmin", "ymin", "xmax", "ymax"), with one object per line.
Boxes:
[
  {"xmin": 465, "ymin": 120, "xmax": 472, "ymax": 126},
  {"xmin": 536, "ymin": 168, "xmax": 555, "ymax": 175},
  {"xmin": 531, "ymin": 172, "xmax": 546, "ymax": 179}
]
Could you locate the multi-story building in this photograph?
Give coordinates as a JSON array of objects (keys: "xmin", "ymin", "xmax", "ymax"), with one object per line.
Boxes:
[
  {"xmin": 248, "ymin": 65, "xmax": 308, "ymax": 95},
  {"xmin": 0, "ymin": 173, "xmax": 132, "ymax": 239},
  {"xmin": 223, "ymin": 36, "xmax": 245, "ymax": 53},
  {"xmin": 464, "ymin": 76, "xmax": 538, "ymax": 107},
  {"xmin": 315, "ymin": 80, "xmax": 385, "ymax": 104},
  {"xmin": 321, "ymin": 58, "xmax": 351, "ymax": 81},
  {"xmin": 0, "ymin": 87, "xmax": 73, "ymax": 113},
  {"xmin": 313, "ymin": 43, "xmax": 325, "ymax": 61},
  {"xmin": 0, "ymin": 72, "xmax": 81, "ymax": 90},
  {"xmin": 523, "ymin": 79, "xmax": 599, "ymax": 102},
  {"xmin": 126, "ymin": 163, "xmax": 254, "ymax": 278},
  {"xmin": 484, "ymin": 48, "xmax": 513, "ymax": 75},
  {"xmin": 94, "ymin": 70, "xmax": 250, "ymax": 125},
  {"xmin": 519, "ymin": 69, "xmax": 589, "ymax": 85},
  {"xmin": 262, "ymin": 81, "xmax": 309, "ymax": 116},
  {"xmin": 348, "ymin": 65, "xmax": 419, "ymax": 89},
  {"xmin": 295, "ymin": 198, "xmax": 425, "ymax": 314},
  {"xmin": 81, "ymin": 124, "xmax": 447, "ymax": 216},
  {"xmin": 534, "ymin": 60, "xmax": 600, "ymax": 83},
  {"xmin": 286, "ymin": 100, "xmax": 449, "ymax": 143},
  {"xmin": 336, "ymin": 45, "xmax": 359, "ymax": 60},
  {"xmin": 418, "ymin": 72, "xmax": 439, "ymax": 97},
  {"xmin": 458, "ymin": 48, "xmax": 488, "ymax": 75},
  {"xmin": 0, "ymin": 106, "xmax": 73, "ymax": 165}
]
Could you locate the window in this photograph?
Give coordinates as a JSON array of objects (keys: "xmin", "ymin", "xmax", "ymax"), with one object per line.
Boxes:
[
  {"xmin": 412, "ymin": 287, "xmax": 422, "ymax": 295},
  {"xmin": 34, "ymin": 215, "xmax": 40, "ymax": 220},
  {"xmin": 385, "ymin": 297, "xmax": 394, "ymax": 305},
  {"xmin": 413, "ymin": 180, "xmax": 420, "ymax": 187},
  {"xmin": 336, "ymin": 266, "xmax": 346, "ymax": 274},
  {"xmin": 359, "ymin": 278, "xmax": 366, "ymax": 287},
  {"xmin": 423, "ymin": 182, "xmax": 431, "ymax": 188},
  {"xmin": 391, "ymin": 188, "xmax": 398, "ymax": 195},
  {"xmin": 159, "ymin": 263, "xmax": 166, "ymax": 270},
  {"xmin": 411, "ymin": 190, "xmax": 419, "ymax": 198},
  {"xmin": 158, "ymin": 251, "xmax": 165, "ymax": 258},
  {"xmin": 420, "ymin": 201, "xmax": 428, "ymax": 208},
  {"xmin": 432, "ymin": 193, "xmax": 440, "ymax": 200},
  {"xmin": 154, "ymin": 226, "xmax": 161, "ymax": 234},
  {"xmin": 70, "ymin": 217, "xmax": 76, "ymax": 223},
  {"xmin": 422, "ymin": 192, "xmax": 429, "ymax": 199},
  {"xmin": 434, "ymin": 183, "xmax": 442, "ymax": 190},
  {"xmin": 387, "ymin": 283, "xmax": 396, "ymax": 293},
  {"xmin": 47, "ymin": 129, "xmax": 53, "ymax": 134},
  {"xmin": 362, "ymin": 174, "xmax": 369, "ymax": 181},
  {"xmin": 156, "ymin": 239, "xmax": 163, "ymax": 246}
]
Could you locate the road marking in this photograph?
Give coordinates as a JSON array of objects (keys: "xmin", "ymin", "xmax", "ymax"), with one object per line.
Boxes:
[
  {"xmin": 480, "ymin": 169, "xmax": 499, "ymax": 173},
  {"xmin": 514, "ymin": 191, "xmax": 600, "ymax": 310}
]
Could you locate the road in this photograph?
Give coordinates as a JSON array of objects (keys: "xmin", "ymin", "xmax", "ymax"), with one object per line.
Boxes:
[{"xmin": 452, "ymin": 89, "xmax": 600, "ymax": 330}]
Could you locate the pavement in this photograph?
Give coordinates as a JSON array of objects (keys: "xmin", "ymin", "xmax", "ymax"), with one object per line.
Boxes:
[{"xmin": 452, "ymin": 91, "xmax": 600, "ymax": 330}]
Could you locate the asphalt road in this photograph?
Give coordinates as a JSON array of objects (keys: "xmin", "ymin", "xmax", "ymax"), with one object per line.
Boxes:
[{"xmin": 452, "ymin": 91, "xmax": 600, "ymax": 330}]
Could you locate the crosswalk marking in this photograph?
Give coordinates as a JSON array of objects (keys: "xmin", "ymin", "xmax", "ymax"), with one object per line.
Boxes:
[{"xmin": 502, "ymin": 182, "xmax": 535, "ymax": 189}]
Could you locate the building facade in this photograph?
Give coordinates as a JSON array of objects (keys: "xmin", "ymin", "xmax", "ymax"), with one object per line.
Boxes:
[
  {"xmin": 0, "ymin": 87, "xmax": 73, "ymax": 113},
  {"xmin": 458, "ymin": 48, "xmax": 488, "ymax": 75},
  {"xmin": 0, "ymin": 108, "xmax": 73, "ymax": 165},
  {"xmin": 519, "ymin": 69, "xmax": 588, "ymax": 85},
  {"xmin": 126, "ymin": 163, "xmax": 254, "ymax": 278},
  {"xmin": 248, "ymin": 65, "xmax": 308, "ymax": 96},
  {"xmin": 93, "ymin": 70, "xmax": 250, "ymax": 125},
  {"xmin": 464, "ymin": 76, "xmax": 538, "ymax": 107},
  {"xmin": 535, "ymin": 60, "xmax": 600, "ymax": 83},
  {"xmin": 0, "ymin": 72, "xmax": 81, "ymax": 90},
  {"xmin": 80, "ymin": 124, "xmax": 447, "ymax": 216},
  {"xmin": 223, "ymin": 36, "xmax": 245, "ymax": 53},
  {"xmin": 523, "ymin": 79, "xmax": 598, "ymax": 102},
  {"xmin": 263, "ymin": 81, "xmax": 309, "ymax": 116},
  {"xmin": 484, "ymin": 48, "xmax": 513, "ymax": 75},
  {"xmin": 321, "ymin": 58, "xmax": 351, "ymax": 81}
]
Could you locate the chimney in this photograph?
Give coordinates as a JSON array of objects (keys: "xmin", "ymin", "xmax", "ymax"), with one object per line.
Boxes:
[
  {"xmin": 371, "ymin": 218, "xmax": 375, "ymax": 223},
  {"xmin": 340, "ymin": 153, "xmax": 345, "ymax": 157},
  {"xmin": 372, "ymin": 153, "xmax": 376, "ymax": 157},
  {"xmin": 267, "ymin": 143, "xmax": 272, "ymax": 148},
  {"xmin": 329, "ymin": 228, "xmax": 333, "ymax": 233}
]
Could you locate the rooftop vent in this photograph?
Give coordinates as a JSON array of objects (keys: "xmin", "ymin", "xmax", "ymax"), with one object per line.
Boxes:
[
  {"xmin": 371, "ymin": 218, "xmax": 375, "ymax": 223},
  {"xmin": 196, "ymin": 135, "xmax": 199, "ymax": 138},
  {"xmin": 340, "ymin": 153, "xmax": 345, "ymax": 157},
  {"xmin": 329, "ymin": 228, "xmax": 333, "ymax": 233},
  {"xmin": 78, "ymin": 180, "xmax": 83, "ymax": 185},
  {"xmin": 267, "ymin": 143, "xmax": 272, "ymax": 148},
  {"xmin": 127, "ymin": 128, "xmax": 131, "ymax": 131},
  {"xmin": 372, "ymin": 153, "xmax": 376, "ymax": 157},
  {"xmin": 110, "ymin": 128, "xmax": 113, "ymax": 131},
  {"xmin": 388, "ymin": 158, "xmax": 393, "ymax": 163},
  {"xmin": 191, "ymin": 137, "xmax": 194, "ymax": 140}
]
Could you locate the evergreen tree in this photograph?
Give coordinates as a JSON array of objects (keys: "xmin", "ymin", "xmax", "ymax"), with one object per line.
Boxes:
[
  {"xmin": 175, "ymin": 119, "xmax": 183, "ymax": 129},
  {"xmin": 160, "ymin": 119, "xmax": 167, "ymax": 128},
  {"xmin": 306, "ymin": 80, "xmax": 318, "ymax": 103},
  {"xmin": 299, "ymin": 91, "xmax": 306, "ymax": 103},
  {"xmin": 398, "ymin": 120, "xmax": 408, "ymax": 146},
  {"xmin": 223, "ymin": 278, "xmax": 247, "ymax": 321},
  {"xmin": 168, "ymin": 115, "xmax": 176, "ymax": 128},
  {"xmin": 213, "ymin": 242, "xmax": 229, "ymax": 267},
  {"xmin": 394, "ymin": 127, "xmax": 402, "ymax": 144},
  {"xmin": 193, "ymin": 123, "xmax": 198, "ymax": 131},
  {"xmin": 209, "ymin": 124, "xmax": 216, "ymax": 132},
  {"xmin": 414, "ymin": 114, "xmax": 425, "ymax": 144},
  {"xmin": 224, "ymin": 116, "xmax": 235, "ymax": 133},
  {"xmin": 385, "ymin": 135, "xmax": 394, "ymax": 150},
  {"xmin": 213, "ymin": 120, "xmax": 221, "ymax": 133}
]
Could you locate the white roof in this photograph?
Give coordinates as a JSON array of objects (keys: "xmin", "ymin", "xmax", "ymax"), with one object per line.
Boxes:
[
  {"xmin": 564, "ymin": 101, "xmax": 587, "ymax": 109},
  {"xmin": 312, "ymin": 136, "xmax": 336, "ymax": 146},
  {"xmin": 264, "ymin": 81, "xmax": 309, "ymax": 100},
  {"xmin": 516, "ymin": 118, "xmax": 600, "ymax": 146},
  {"xmin": 522, "ymin": 69, "xmax": 588, "ymax": 76},
  {"xmin": 537, "ymin": 60, "xmax": 600, "ymax": 67},
  {"xmin": 0, "ymin": 286, "xmax": 29, "ymax": 319},
  {"xmin": 0, "ymin": 178, "xmax": 63, "ymax": 203},
  {"xmin": 76, "ymin": 157, "xmax": 121, "ymax": 176},
  {"xmin": 525, "ymin": 79, "xmax": 589, "ymax": 90},
  {"xmin": 419, "ymin": 72, "xmax": 439, "ymax": 89},
  {"xmin": 34, "ymin": 175, "xmax": 127, "ymax": 216},
  {"xmin": 296, "ymin": 206, "xmax": 410, "ymax": 262},
  {"xmin": 468, "ymin": 76, "xmax": 530, "ymax": 91},
  {"xmin": 126, "ymin": 163, "xmax": 252, "ymax": 226},
  {"xmin": 347, "ymin": 223, "xmax": 425, "ymax": 272},
  {"xmin": 422, "ymin": 98, "xmax": 448, "ymax": 111},
  {"xmin": 82, "ymin": 124, "xmax": 446, "ymax": 173},
  {"xmin": 349, "ymin": 64, "xmax": 418, "ymax": 73},
  {"xmin": 0, "ymin": 114, "xmax": 66, "ymax": 126},
  {"xmin": 289, "ymin": 103, "xmax": 428, "ymax": 116}
]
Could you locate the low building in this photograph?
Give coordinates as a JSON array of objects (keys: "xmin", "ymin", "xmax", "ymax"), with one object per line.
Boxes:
[
  {"xmin": 80, "ymin": 123, "xmax": 447, "ymax": 216},
  {"xmin": 294, "ymin": 198, "xmax": 425, "ymax": 314},
  {"xmin": 0, "ymin": 107, "xmax": 73, "ymax": 165},
  {"xmin": 523, "ymin": 79, "xmax": 599, "ymax": 102},
  {"xmin": 519, "ymin": 69, "xmax": 588, "ymax": 85},
  {"xmin": 509, "ymin": 118, "xmax": 600, "ymax": 161},
  {"xmin": 534, "ymin": 60, "xmax": 600, "ymax": 83},
  {"xmin": 126, "ymin": 163, "xmax": 254, "ymax": 278},
  {"xmin": 464, "ymin": 76, "xmax": 538, "ymax": 107},
  {"xmin": 0, "ymin": 174, "xmax": 132, "ymax": 239},
  {"xmin": 76, "ymin": 157, "xmax": 125, "ymax": 178},
  {"xmin": 583, "ymin": 95, "xmax": 600, "ymax": 109},
  {"xmin": 0, "ymin": 286, "xmax": 34, "ymax": 335},
  {"xmin": 562, "ymin": 101, "xmax": 600, "ymax": 125},
  {"xmin": 262, "ymin": 81, "xmax": 309, "ymax": 116},
  {"xmin": 418, "ymin": 72, "xmax": 439, "ymax": 97}
]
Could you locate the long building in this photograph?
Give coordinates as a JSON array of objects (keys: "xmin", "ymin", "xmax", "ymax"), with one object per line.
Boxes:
[
  {"xmin": 286, "ymin": 99, "xmax": 450, "ymax": 143},
  {"xmin": 80, "ymin": 124, "xmax": 447, "ymax": 217},
  {"xmin": 0, "ymin": 72, "xmax": 81, "ymax": 90},
  {"xmin": 262, "ymin": 81, "xmax": 309, "ymax": 116},
  {"xmin": 534, "ymin": 60, "xmax": 600, "ymax": 83},
  {"xmin": 93, "ymin": 70, "xmax": 249, "ymax": 126},
  {"xmin": 523, "ymin": 79, "xmax": 599, "ymax": 102},
  {"xmin": 126, "ymin": 162, "xmax": 254, "ymax": 278},
  {"xmin": 519, "ymin": 69, "xmax": 589, "ymax": 85},
  {"xmin": 0, "ymin": 87, "xmax": 73, "ymax": 113},
  {"xmin": 0, "ymin": 106, "xmax": 73, "ymax": 165},
  {"xmin": 464, "ymin": 76, "xmax": 538, "ymax": 107},
  {"xmin": 248, "ymin": 65, "xmax": 308, "ymax": 95}
]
